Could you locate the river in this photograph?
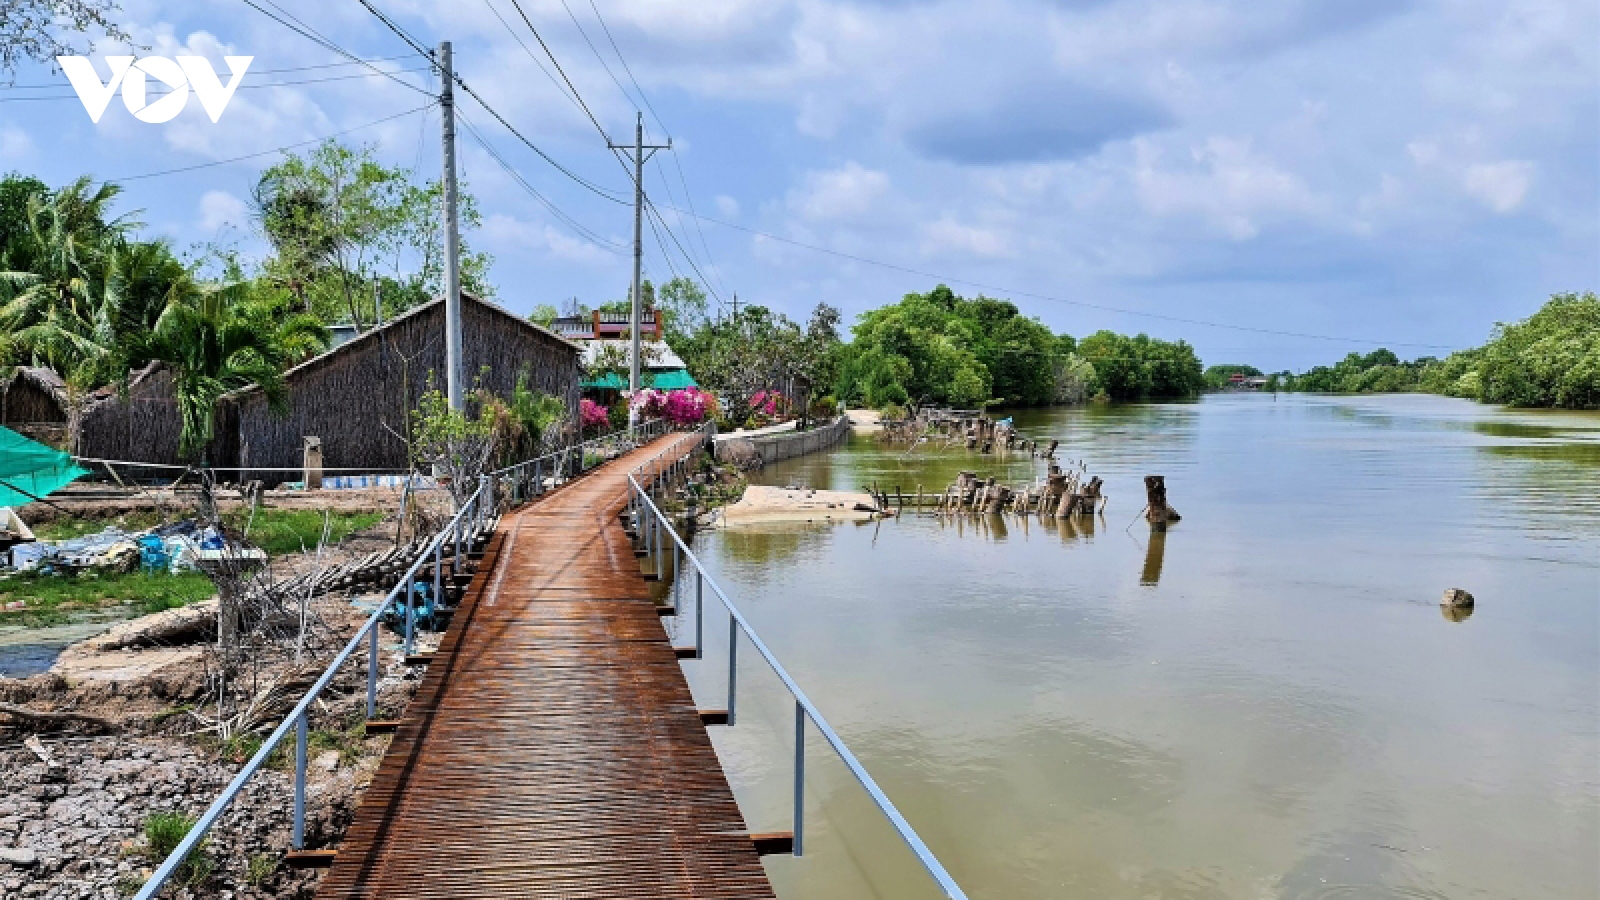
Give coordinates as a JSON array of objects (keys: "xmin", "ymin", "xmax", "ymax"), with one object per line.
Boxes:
[{"xmin": 677, "ymin": 393, "xmax": 1599, "ymax": 900}]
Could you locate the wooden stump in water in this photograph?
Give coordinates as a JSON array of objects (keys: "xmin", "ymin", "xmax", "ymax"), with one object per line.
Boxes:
[
  {"xmin": 1143, "ymin": 475, "xmax": 1181, "ymax": 525},
  {"xmin": 1044, "ymin": 473, "xmax": 1068, "ymax": 515}
]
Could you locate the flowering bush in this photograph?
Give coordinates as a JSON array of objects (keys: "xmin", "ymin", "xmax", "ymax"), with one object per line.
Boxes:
[
  {"xmin": 749, "ymin": 390, "xmax": 785, "ymax": 418},
  {"xmin": 626, "ymin": 387, "xmax": 714, "ymax": 425},
  {"xmin": 579, "ymin": 397, "xmax": 610, "ymax": 430}
]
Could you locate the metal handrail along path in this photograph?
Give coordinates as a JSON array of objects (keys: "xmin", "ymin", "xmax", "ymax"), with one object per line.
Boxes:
[
  {"xmin": 132, "ymin": 478, "xmax": 492, "ymax": 900},
  {"xmin": 626, "ymin": 424, "xmax": 970, "ymax": 900}
]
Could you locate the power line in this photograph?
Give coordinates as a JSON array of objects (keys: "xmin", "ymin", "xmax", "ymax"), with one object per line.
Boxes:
[
  {"xmin": 586, "ymin": 0, "xmax": 666, "ymax": 133},
  {"xmin": 583, "ymin": 0, "xmax": 731, "ymax": 305},
  {"xmin": 355, "ymin": 0, "xmax": 630, "ymax": 204},
  {"xmin": 114, "ymin": 103, "xmax": 435, "ymax": 181},
  {"xmin": 556, "ymin": 0, "xmax": 636, "ymax": 115},
  {"xmin": 479, "ymin": 0, "xmax": 588, "ymax": 117},
  {"xmin": 646, "ymin": 197, "xmax": 724, "ymax": 308},
  {"xmin": 0, "ymin": 55, "xmax": 416, "ymax": 90},
  {"xmin": 648, "ymin": 202, "xmax": 1456, "ymax": 349},
  {"xmin": 238, "ymin": 0, "xmax": 431, "ymax": 97},
  {"xmin": 0, "ymin": 66, "xmax": 432, "ymax": 102},
  {"xmin": 504, "ymin": 0, "xmax": 612, "ymax": 142},
  {"xmin": 456, "ymin": 108, "xmax": 626, "ymax": 253}
]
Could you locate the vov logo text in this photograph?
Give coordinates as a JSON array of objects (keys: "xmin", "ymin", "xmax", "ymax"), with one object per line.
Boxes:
[{"xmin": 58, "ymin": 56, "xmax": 253, "ymax": 124}]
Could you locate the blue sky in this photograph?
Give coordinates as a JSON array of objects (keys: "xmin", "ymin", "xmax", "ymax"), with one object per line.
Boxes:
[{"xmin": 1, "ymin": 0, "xmax": 1594, "ymax": 370}]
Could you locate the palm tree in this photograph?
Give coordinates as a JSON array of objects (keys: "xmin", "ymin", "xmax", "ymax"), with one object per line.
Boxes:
[
  {"xmin": 0, "ymin": 176, "xmax": 142, "ymax": 384},
  {"xmin": 144, "ymin": 282, "xmax": 329, "ymax": 461}
]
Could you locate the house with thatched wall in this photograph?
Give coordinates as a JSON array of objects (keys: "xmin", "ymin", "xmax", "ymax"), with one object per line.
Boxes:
[
  {"xmin": 228, "ymin": 292, "xmax": 580, "ymax": 479},
  {"xmin": 0, "ymin": 367, "xmax": 70, "ymax": 449},
  {"xmin": 0, "ymin": 364, "xmax": 189, "ymax": 464}
]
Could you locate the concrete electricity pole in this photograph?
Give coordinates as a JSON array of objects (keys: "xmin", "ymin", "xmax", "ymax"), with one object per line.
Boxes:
[
  {"xmin": 609, "ymin": 113, "xmax": 668, "ymax": 430},
  {"xmin": 440, "ymin": 41, "xmax": 465, "ymax": 412}
]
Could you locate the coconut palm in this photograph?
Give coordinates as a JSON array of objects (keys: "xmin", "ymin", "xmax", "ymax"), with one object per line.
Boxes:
[
  {"xmin": 0, "ymin": 176, "xmax": 141, "ymax": 379},
  {"xmin": 143, "ymin": 282, "xmax": 329, "ymax": 460}
]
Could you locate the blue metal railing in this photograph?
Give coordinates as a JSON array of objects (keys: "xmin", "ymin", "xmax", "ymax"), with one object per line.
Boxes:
[
  {"xmin": 133, "ymin": 477, "xmax": 491, "ymax": 899},
  {"xmin": 626, "ymin": 424, "xmax": 970, "ymax": 899},
  {"xmin": 134, "ymin": 420, "xmax": 674, "ymax": 897}
]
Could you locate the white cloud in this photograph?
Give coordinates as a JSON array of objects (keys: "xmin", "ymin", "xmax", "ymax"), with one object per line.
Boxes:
[
  {"xmin": 1133, "ymin": 137, "xmax": 1321, "ymax": 239},
  {"xmin": 1462, "ymin": 160, "xmax": 1533, "ymax": 213},
  {"xmin": 788, "ymin": 161, "xmax": 890, "ymax": 221},
  {"xmin": 197, "ymin": 190, "xmax": 248, "ymax": 232},
  {"xmin": 481, "ymin": 213, "xmax": 615, "ymax": 267},
  {"xmin": 0, "ymin": 126, "xmax": 33, "ymax": 162},
  {"xmin": 714, "ymin": 195, "xmax": 740, "ymax": 218},
  {"xmin": 921, "ymin": 217, "xmax": 1014, "ymax": 260}
]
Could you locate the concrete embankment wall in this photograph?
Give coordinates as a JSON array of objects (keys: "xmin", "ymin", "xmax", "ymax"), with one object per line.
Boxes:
[{"xmin": 714, "ymin": 415, "xmax": 851, "ymax": 467}]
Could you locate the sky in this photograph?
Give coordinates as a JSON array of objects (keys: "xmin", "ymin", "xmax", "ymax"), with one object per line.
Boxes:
[{"xmin": 1, "ymin": 0, "xmax": 1595, "ymax": 371}]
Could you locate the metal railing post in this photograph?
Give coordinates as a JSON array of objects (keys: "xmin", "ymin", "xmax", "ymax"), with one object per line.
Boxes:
[
  {"xmin": 673, "ymin": 543, "xmax": 681, "ymax": 607},
  {"xmin": 794, "ymin": 701, "xmax": 806, "ymax": 857},
  {"xmin": 404, "ymin": 575, "xmax": 416, "ymax": 657},
  {"xmin": 367, "ymin": 626, "xmax": 378, "ymax": 719},
  {"xmin": 293, "ymin": 712, "xmax": 307, "ymax": 849},
  {"xmin": 432, "ymin": 537, "xmax": 442, "ymax": 618},
  {"xmin": 694, "ymin": 570, "xmax": 703, "ymax": 659},
  {"xmin": 727, "ymin": 617, "xmax": 738, "ymax": 726}
]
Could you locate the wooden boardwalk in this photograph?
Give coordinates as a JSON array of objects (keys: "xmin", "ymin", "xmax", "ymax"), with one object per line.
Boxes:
[{"xmin": 317, "ymin": 434, "xmax": 775, "ymax": 900}]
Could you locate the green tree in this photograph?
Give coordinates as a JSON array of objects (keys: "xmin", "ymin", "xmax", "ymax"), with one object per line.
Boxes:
[
  {"xmin": 1474, "ymin": 292, "xmax": 1599, "ymax": 408},
  {"xmin": 143, "ymin": 283, "xmax": 329, "ymax": 460},
  {"xmin": 1, "ymin": 0, "xmax": 133, "ymax": 77},
  {"xmin": 253, "ymin": 141, "xmax": 493, "ymax": 327},
  {"xmin": 528, "ymin": 304, "xmax": 559, "ymax": 327}
]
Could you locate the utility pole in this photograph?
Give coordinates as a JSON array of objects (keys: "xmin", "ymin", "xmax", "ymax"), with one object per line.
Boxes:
[
  {"xmin": 609, "ymin": 112, "xmax": 668, "ymax": 430},
  {"xmin": 439, "ymin": 41, "xmax": 465, "ymax": 412}
]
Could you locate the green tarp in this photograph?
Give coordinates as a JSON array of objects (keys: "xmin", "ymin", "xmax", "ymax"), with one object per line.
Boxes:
[
  {"xmin": 0, "ymin": 426, "xmax": 87, "ymax": 508},
  {"xmin": 580, "ymin": 369, "xmax": 699, "ymax": 390}
]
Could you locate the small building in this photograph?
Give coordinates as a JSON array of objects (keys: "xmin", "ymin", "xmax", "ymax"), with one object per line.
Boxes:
[
  {"xmin": 549, "ymin": 307, "xmax": 698, "ymax": 392},
  {"xmin": 1, "ymin": 363, "xmax": 186, "ymax": 464},
  {"xmin": 228, "ymin": 292, "xmax": 581, "ymax": 478}
]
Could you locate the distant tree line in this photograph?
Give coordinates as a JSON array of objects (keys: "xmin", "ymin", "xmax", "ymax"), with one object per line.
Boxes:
[
  {"xmin": 1271, "ymin": 293, "xmax": 1599, "ymax": 409},
  {"xmin": 828, "ymin": 285, "xmax": 1203, "ymax": 410}
]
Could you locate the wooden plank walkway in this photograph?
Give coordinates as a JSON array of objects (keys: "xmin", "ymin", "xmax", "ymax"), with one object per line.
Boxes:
[{"xmin": 317, "ymin": 434, "xmax": 775, "ymax": 900}]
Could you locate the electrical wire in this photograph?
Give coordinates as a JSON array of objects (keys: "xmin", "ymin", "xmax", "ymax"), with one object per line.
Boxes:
[
  {"xmin": 355, "ymin": 0, "xmax": 630, "ymax": 204},
  {"xmin": 0, "ymin": 66, "xmax": 432, "ymax": 102},
  {"xmin": 504, "ymin": 0, "xmax": 612, "ymax": 143},
  {"xmin": 457, "ymin": 108, "xmax": 627, "ymax": 253},
  {"xmin": 0, "ymin": 55, "xmax": 416, "ymax": 90},
  {"xmin": 556, "ymin": 0, "xmax": 636, "ymax": 117},
  {"xmin": 114, "ymin": 103, "xmax": 435, "ymax": 181},
  {"xmin": 479, "ymin": 0, "xmax": 589, "ymax": 117},
  {"xmin": 645, "ymin": 197, "xmax": 724, "ymax": 307},
  {"xmin": 646, "ymin": 201, "xmax": 1456, "ymax": 349},
  {"xmin": 238, "ymin": 0, "xmax": 431, "ymax": 96},
  {"xmin": 584, "ymin": 0, "xmax": 731, "ymax": 304}
]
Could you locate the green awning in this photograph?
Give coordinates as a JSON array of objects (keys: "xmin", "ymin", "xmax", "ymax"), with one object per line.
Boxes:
[
  {"xmin": 0, "ymin": 426, "xmax": 87, "ymax": 508},
  {"xmin": 581, "ymin": 372, "xmax": 627, "ymax": 390},
  {"xmin": 648, "ymin": 369, "xmax": 699, "ymax": 389},
  {"xmin": 581, "ymin": 369, "xmax": 699, "ymax": 390}
]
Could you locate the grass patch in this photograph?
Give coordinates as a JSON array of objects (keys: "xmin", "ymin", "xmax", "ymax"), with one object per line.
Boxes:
[
  {"xmin": 0, "ymin": 570, "xmax": 215, "ymax": 619},
  {"xmin": 223, "ymin": 509, "xmax": 384, "ymax": 556},
  {"xmin": 246, "ymin": 852, "xmax": 278, "ymax": 887},
  {"xmin": 32, "ymin": 512, "xmax": 167, "ymax": 542},
  {"xmin": 143, "ymin": 811, "xmax": 214, "ymax": 886}
]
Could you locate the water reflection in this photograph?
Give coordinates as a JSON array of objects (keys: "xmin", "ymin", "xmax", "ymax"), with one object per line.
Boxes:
[
  {"xmin": 1140, "ymin": 526, "xmax": 1168, "ymax": 585},
  {"xmin": 691, "ymin": 393, "xmax": 1599, "ymax": 900}
]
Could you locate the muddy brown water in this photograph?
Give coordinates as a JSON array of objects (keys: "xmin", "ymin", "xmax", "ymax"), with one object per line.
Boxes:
[{"xmin": 673, "ymin": 393, "xmax": 1598, "ymax": 900}]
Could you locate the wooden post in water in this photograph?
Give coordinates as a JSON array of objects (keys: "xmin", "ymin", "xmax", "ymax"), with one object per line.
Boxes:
[{"xmin": 1144, "ymin": 475, "xmax": 1180, "ymax": 526}]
